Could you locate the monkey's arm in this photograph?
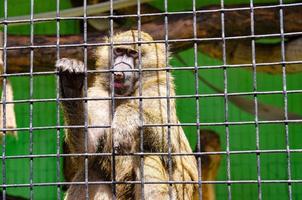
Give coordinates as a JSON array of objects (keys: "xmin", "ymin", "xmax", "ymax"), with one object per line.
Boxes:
[
  {"xmin": 56, "ymin": 58, "xmax": 86, "ymax": 155},
  {"xmin": 57, "ymin": 59, "xmax": 114, "ymax": 200}
]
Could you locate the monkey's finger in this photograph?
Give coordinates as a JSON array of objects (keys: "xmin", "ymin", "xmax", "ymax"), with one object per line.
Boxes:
[{"xmin": 56, "ymin": 58, "xmax": 85, "ymax": 74}]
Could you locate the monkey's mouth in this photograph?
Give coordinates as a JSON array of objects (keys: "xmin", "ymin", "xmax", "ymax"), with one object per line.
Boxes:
[
  {"xmin": 114, "ymin": 82, "xmax": 125, "ymax": 89},
  {"xmin": 113, "ymin": 81, "xmax": 129, "ymax": 96}
]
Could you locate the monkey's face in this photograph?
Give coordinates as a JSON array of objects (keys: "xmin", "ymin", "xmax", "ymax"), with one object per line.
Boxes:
[
  {"xmin": 112, "ymin": 47, "xmax": 139, "ymax": 96},
  {"xmin": 95, "ymin": 30, "xmax": 168, "ymax": 96}
]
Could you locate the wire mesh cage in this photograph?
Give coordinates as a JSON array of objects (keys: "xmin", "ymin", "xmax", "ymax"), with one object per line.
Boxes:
[{"xmin": 0, "ymin": 0, "xmax": 302, "ymax": 199}]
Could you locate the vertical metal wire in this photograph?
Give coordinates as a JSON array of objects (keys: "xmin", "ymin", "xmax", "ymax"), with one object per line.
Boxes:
[
  {"xmin": 278, "ymin": 1, "xmax": 292, "ymax": 199},
  {"xmin": 55, "ymin": 0, "xmax": 61, "ymax": 199},
  {"xmin": 163, "ymin": 0, "xmax": 173, "ymax": 199},
  {"xmin": 109, "ymin": 0, "xmax": 117, "ymax": 198},
  {"xmin": 83, "ymin": 0, "xmax": 89, "ymax": 199},
  {"xmin": 192, "ymin": 0, "xmax": 202, "ymax": 199},
  {"xmin": 220, "ymin": 0, "xmax": 232, "ymax": 199},
  {"xmin": 136, "ymin": 0, "xmax": 145, "ymax": 199},
  {"xmin": 249, "ymin": 1, "xmax": 262, "ymax": 199},
  {"xmin": 29, "ymin": 0, "xmax": 34, "ymax": 199},
  {"xmin": 1, "ymin": 0, "xmax": 8, "ymax": 199}
]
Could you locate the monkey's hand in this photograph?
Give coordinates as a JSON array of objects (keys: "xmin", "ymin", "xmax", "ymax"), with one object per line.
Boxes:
[
  {"xmin": 56, "ymin": 58, "xmax": 85, "ymax": 98},
  {"xmin": 111, "ymin": 105, "xmax": 140, "ymax": 154}
]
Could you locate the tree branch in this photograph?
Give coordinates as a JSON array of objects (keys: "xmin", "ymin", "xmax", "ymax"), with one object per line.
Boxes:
[
  {"xmin": 198, "ymin": 37, "xmax": 302, "ymax": 74},
  {"xmin": 4, "ymin": 4, "xmax": 302, "ymax": 73}
]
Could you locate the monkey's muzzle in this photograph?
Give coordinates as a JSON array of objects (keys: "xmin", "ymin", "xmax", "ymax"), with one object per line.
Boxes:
[{"xmin": 112, "ymin": 56, "xmax": 135, "ymax": 96}]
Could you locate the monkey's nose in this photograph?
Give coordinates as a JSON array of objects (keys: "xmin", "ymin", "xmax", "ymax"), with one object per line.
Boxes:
[{"xmin": 114, "ymin": 71, "xmax": 125, "ymax": 81}]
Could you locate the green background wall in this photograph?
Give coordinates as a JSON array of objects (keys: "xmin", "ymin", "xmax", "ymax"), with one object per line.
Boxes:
[{"xmin": 1, "ymin": 0, "xmax": 301, "ymax": 199}]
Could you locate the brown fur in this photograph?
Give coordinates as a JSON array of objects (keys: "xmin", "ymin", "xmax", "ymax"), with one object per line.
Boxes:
[{"xmin": 58, "ymin": 30, "xmax": 198, "ymax": 199}]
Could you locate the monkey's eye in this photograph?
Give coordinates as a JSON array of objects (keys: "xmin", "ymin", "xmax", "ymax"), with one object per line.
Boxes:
[
  {"xmin": 114, "ymin": 48, "xmax": 125, "ymax": 56},
  {"xmin": 128, "ymin": 50, "xmax": 138, "ymax": 58}
]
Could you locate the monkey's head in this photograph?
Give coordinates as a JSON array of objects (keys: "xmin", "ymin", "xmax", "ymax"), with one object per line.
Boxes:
[{"xmin": 95, "ymin": 30, "xmax": 168, "ymax": 96}]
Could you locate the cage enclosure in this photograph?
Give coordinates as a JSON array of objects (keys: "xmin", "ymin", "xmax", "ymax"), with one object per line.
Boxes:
[{"xmin": 0, "ymin": 0, "xmax": 301, "ymax": 199}]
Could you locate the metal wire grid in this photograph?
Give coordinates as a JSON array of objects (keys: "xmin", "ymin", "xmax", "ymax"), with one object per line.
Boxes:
[{"xmin": 0, "ymin": 0, "xmax": 301, "ymax": 200}]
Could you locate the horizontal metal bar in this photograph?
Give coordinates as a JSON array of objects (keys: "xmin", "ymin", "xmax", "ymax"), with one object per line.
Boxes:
[
  {"xmin": 1, "ymin": 118, "xmax": 302, "ymax": 132},
  {"xmin": 2, "ymin": 31, "xmax": 302, "ymax": 51},
  {"xmin": 2, "ymin": 59, "xmax": 302, "ymax": 78},
  {"xmin": 0, "ymin": 2, "xmax": 301, "ymax": 25},
  {"xmin": 3, "ymin": 148, "xmax": 302, "ymax": 160},
  {"xmin": 1, "ymin": 89, "xmax": 302, "ymax": 105},
  {"xmin": 1, "ymin": 179, "xmax": 302, "ymax": 189}
]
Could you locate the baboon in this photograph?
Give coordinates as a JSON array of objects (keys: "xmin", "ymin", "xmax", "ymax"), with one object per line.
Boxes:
[{"xmin": 57, "ymin": 30, "xmax": 198, "ymax": 199}]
